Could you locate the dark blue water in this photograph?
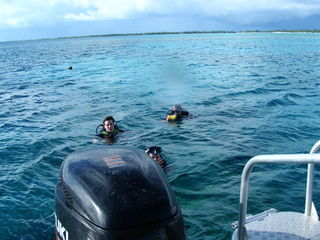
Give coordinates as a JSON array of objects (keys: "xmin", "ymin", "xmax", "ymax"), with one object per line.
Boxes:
[{"xmin": 1, "ymin": 33, "xmax": 320, "ymax": 240}]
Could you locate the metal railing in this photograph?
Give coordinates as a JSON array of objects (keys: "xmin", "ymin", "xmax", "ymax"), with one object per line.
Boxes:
[
  {"xmin": 236, "ymin": 140, "xmax": 320, "ymax": 240},
  {"xmin": 305, "ymin": 140, "xmax": 320, "ymax": 216},
  {"xmin": 232, "ymin": 208, "xmax": 277, "ymax": 230}
]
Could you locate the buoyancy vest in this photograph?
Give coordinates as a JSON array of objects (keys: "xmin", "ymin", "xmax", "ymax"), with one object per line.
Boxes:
[{"xmin": 99, "ymin": 127, "xmax": 120, "ymax": 138}]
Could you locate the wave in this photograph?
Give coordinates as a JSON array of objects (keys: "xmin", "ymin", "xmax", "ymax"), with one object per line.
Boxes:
[{"xmin": 267, "ymin": 93, "xmax": 302, "ymax": 106}]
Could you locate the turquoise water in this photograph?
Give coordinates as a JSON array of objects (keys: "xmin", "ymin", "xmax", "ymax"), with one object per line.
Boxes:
[{"xmin": 1, "ymin": 33, "xmax": 320, "ymax": 240}]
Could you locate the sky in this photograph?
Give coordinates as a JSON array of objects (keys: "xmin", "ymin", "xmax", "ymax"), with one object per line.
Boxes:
[{"xmin": 1, "ymin": 0, "xmax": 320, "ymax": 42}]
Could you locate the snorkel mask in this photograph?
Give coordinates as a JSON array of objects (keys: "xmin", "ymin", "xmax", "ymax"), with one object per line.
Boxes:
[{"xmin": 146, "ymin": 146, "xmax": 162, "ymax": 155}]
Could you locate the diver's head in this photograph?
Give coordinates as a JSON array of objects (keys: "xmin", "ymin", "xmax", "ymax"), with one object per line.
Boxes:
[
  {"xmin": 103, "ymin": 116, "xmax": 115, "ymax": 133},
  {"xmin": 172, "ymin": 104, "xmax": 183, "ymax": 113},
  {"xmin": 146, "ymin": 146, "xmax": 163, "ymax": 161}
]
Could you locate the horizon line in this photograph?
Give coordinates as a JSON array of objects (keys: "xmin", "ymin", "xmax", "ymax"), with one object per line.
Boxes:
[{"xmin": 2, "ymin": 29, "xmax": 320, "ymax": 43}]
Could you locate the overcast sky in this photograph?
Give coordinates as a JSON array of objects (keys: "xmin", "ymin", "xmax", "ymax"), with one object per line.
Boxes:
[{"xmin": 1, "ymin": 0, "xmax": 320, "ymax": 41}]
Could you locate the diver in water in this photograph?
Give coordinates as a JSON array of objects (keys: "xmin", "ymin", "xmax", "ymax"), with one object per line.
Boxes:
[
  {"xmin": 146, "ymin": 146, "xmax": 167, "ymax": 171},
  {"xmin": 166, "ymin": 104, "xmax": 189, "ymax": 122},
  {"xmin": 93, "ymin": 116, "xmax": 122, "ymax": 144}
]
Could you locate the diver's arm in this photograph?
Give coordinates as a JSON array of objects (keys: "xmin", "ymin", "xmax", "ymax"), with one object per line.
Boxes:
[
  {"xmin": 156, "ymin": 158, "xmax": 167, "ymax": 168},
  {"xmin": 181, "ymin": 110, "xmax": 189, "ymax": 116}
]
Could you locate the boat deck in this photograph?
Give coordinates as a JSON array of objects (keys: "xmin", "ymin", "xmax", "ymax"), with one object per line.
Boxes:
[
  {"xmin": 232, "ymin": 142, "xmax": 320, "ymax": 240},
  {"xmin": 232, "ymin": 211, "xmax": 320, "ymax": 240}
]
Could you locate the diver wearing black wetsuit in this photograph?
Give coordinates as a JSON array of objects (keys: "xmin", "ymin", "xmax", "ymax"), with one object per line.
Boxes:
[{"xmin": 166, "ymin": 104, "xmax": 189, "ymax": 122}]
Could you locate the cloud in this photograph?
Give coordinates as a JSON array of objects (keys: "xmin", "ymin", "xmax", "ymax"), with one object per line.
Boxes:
[
  {"xmin": 1, "ymin": 0, "xmax": 320, "ymax": 29},
  {"xmin": 63, "ymin": 0, "xmax": 320, "ymax": 22},
  {"xmin": 0, "ymin": 0, "xmax": 68, "ymax": 28},
  {"xmin": 0, "ymin": 2, "xmax": 29, "ymax": 27},
  {"xmin": 63, "ymin": 0, "xmax": 177, "ymax": 21}
]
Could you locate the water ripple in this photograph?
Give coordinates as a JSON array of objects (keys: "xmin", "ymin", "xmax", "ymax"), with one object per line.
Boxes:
[{"xmin": 1, "ymin": 33, "xmax": 320, "ymax": 240}]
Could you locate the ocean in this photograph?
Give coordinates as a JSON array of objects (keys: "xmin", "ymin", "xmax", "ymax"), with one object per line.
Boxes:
[{"xmin": 1, "ymin": 32, "xmax": 320, "ymax": 240}]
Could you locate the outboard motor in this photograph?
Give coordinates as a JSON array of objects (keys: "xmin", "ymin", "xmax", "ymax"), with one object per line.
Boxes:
[{"xmin": 55, "ymin": 145, "xmax": 185, "ymax": 240}]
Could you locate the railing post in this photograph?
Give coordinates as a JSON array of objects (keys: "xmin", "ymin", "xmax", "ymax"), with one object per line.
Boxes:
[
  {"xmin": 237, "ymin": 160, "xmax": 256, "ymax": 240},
  {"xmin": 305, "ymin": 141, "xmax": 320, "ymax": 216}
]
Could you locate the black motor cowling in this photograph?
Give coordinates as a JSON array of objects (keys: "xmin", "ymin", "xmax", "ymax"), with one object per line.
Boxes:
[{"xmin": 55, "ymin": 145, "xmax": 186, "ymax": 240}]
